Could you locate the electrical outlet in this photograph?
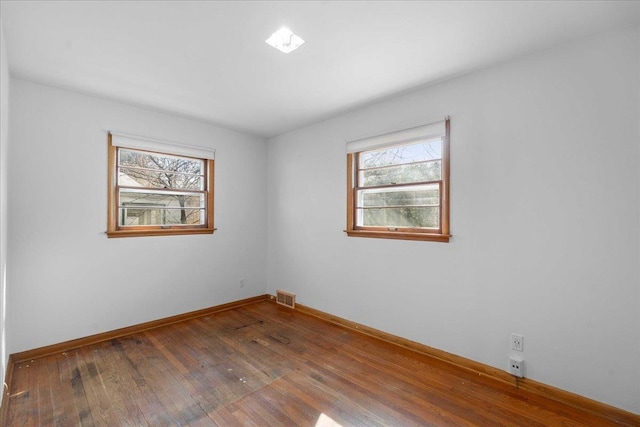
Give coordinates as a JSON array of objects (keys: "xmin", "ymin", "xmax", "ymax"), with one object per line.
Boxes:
[
  {"xmin": 511, "ymin": 333, "xmax": 523, "ymax": 352},
  {"xmin": 239, "ymin": 278, "xmax": 245, "ymax": 288},
  {"xmin": 509, "ymin": 356, "xmax": 524, "ymax": 378}
]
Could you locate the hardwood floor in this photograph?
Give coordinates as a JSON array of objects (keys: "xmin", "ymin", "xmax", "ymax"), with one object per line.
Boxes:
[{"xmin": 3, "ymin": 300, "xmax": 637, "ymax": 426}]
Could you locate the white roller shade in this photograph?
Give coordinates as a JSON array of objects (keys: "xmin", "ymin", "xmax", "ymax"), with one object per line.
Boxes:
[
  {"xmin": 346, "ymin": 120, "xmax": 446, "ymax": 153},
  {"xmin": 110, "ymin": 131, "xmax": 216, "ymax": 160}
]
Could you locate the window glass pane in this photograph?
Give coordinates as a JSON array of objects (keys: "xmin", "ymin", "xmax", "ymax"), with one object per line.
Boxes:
[
  {"xmin": 118, "ymin": 168, "xmax": 204, "ymax": 190},
  {"xmin": 118, "ymin": 149, "xmax": 204, "ymax": 190},
  {"xmin": 358, "ymin": 184, "xmax": 439, "ymax": 207},
  {"xmin": 360, "ymin": 139, "xmax": 441, "ymax": 169},
  {"xmin": 357, "ymin": 207, "xmax": 439, "ymax": 229},
  {"xmin": 119, "ymin": 189, "xmax": 205, "ymax": 226},
  {"xmin": 360, "ymin": 160, "xmax": 441, "ymax": 187},
  {"xmin": 119, "ymin": 207, "xmax": 205, "ymax": 226}
]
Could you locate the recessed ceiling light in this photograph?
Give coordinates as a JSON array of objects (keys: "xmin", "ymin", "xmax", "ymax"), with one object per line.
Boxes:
[{"xmin": 265, "ymin": 27, "xmax": 305, "ymax": 54}]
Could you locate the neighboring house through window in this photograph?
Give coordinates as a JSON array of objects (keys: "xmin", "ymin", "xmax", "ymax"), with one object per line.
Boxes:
[
  {"xmin": 107, "ymin": 132, "xmax": 215, "ymax": 238},
  {"xmin": 345, "ymin": 118, "xmax": 450, "ymax": 242}
]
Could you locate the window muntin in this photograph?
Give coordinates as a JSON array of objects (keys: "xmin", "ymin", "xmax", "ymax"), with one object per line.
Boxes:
[
  {"xmin": 346, "ymin": 119, "xmax": 450, "ymax": 242},
  {"xmin": 107, "ymin": 134, "xmax": 215, "ymax": 237}
]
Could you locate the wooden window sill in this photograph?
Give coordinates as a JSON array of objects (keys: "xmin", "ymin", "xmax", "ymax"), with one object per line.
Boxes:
[
  {"xmin": 107, "ymin": 228, "xmax": 216, "ymax": 238},
  {"xmin": 344, "ymin": 229, "xmax": 451, "ymax": 242}
]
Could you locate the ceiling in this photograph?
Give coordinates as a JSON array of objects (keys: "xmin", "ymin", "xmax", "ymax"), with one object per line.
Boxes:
[{"xmin": 1, "ymin": 1, "xmax": 638, "ymax": 138}]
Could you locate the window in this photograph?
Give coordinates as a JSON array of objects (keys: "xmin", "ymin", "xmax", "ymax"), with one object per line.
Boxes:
[
  {"xmin": 107, "ymin": 132, "xmax": 215, "ymax": 238},
  {"xmin": 345, "ymin": 118, "xmax": 450, "ymax": 242}
]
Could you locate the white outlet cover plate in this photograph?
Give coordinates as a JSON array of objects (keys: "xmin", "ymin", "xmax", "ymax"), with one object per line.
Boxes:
[
  {"xmin": 511, "ymin": 333, "xmax": 523, "ymax": 351},
  {"xmin": 509, "ymin": 356, "xmax": 524, "ymax": 378}
]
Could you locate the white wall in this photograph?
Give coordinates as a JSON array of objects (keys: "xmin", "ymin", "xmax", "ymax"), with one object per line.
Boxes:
[
  {"xmin": 7, "ymin": 80, "xmax": 268, "ymax": 356},
  {"xmin": 267, "ymin": 27, "xmax": 640, "ymax": 413},
  {"xmin": 0, "ymin": 18, "xmax": 10, "ymax": 397}
]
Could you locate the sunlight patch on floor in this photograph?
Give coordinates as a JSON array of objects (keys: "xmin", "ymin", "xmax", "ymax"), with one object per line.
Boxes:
[{"xmin": 315, "ymin": 413, "xmax": 344, "ymax": 427}]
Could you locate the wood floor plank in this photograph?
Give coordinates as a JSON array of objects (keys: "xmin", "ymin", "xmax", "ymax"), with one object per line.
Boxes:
[
  {"xmin": 7, "ymin": 361, "xmax": 36, "ymax": 426},
  {"xmin": 283, "ymin": 372, "xmax": 391, "ymax": 427},
  {"xmin": 92, "ymin": 339, "xmax": 149, "ymax": 426},
  {"xmin": 256, "ymin": 376, "xmax": 321, "ymax": 425},
  {"xmin": 139, "ymin": 339, "xmax": 209, "ymax": 425},
  {"xmin": 51, "ymin": 355, "xmax": 83, "ymax": 426},
  {"xmin": 116, "ymin": 336, "xmax": 181, "ymax": 426},
  {"xmin": 3, "ymin": 300, "xmax": 638, "ymax": 426},
  {"xmin": 59, "ymin": 350, "xmax": 96, "ymax": 426},
  {"xmin": 36, "ymin": 356, "xmax": 58, "ymax": 425},
  {"xmin": 75, "ymin": 346, "xmax": 126, "ymax": 426},
  {"xmin": 207, "ymin": 406, "xmax": 246, "ymax": 426}
]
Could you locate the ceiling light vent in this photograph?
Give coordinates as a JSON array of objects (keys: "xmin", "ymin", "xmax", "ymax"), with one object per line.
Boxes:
[{"xmin": 265, "ymin": 27, "xmax": 305, "ymax": 53}]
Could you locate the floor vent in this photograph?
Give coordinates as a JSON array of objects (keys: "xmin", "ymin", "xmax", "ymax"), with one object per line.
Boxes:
[{"xmin": 276, "ymin": 290, "xmax": 296, "ymax": 309}]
